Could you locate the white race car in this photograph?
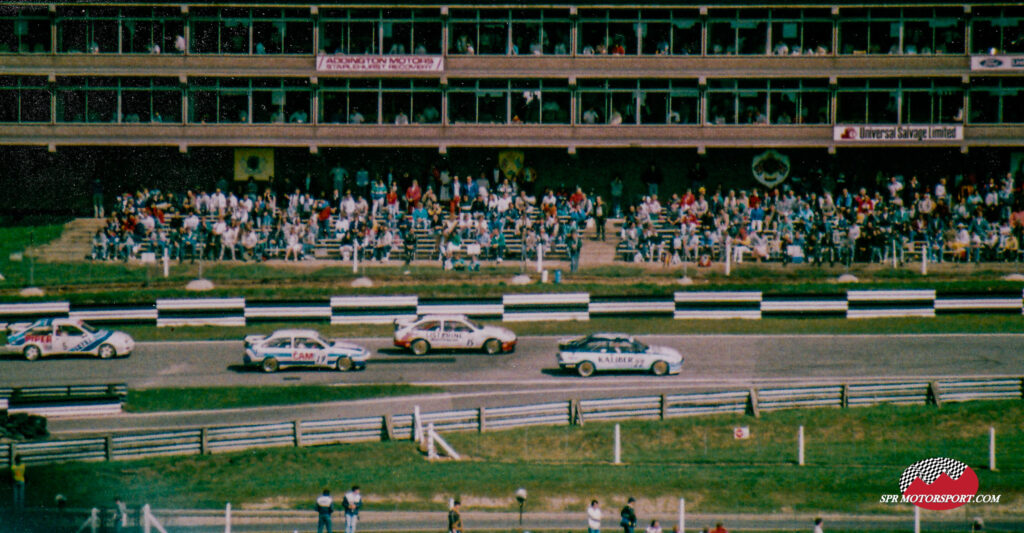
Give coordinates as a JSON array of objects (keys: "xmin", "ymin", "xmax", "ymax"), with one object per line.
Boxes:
[
  {"xmin": 556, "ymin": 333, "xmax": 683, "ymax": 377},
  {"xmin": 244, "ymin": 329, "xmax": 371, "ymax": 373},
  {"xmin": 1, "ymin": 318, "xmax": 134, "ymax": 361},
  {"xmin": 393, "ymin": 314, "xmax": 517, "ymax": 355}
]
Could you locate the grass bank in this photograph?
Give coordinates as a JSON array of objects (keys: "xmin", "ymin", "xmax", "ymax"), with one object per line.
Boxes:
[
  {"xmin": 124, "ymin": 384, "xmax": 443, "ymax": 412},
  {"xmin": 10, "ymin": 401, "xmax": 1023, "ymax": 514}
]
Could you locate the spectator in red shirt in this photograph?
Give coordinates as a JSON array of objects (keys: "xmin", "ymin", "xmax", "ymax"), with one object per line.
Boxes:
[
  {"xmin": 405, "ymin": 179, "xmax": 422, "ymax": 209},
  {"xmin": 569, "ymin": 186, "xmax": 586, "ymax": 208},
  {"xmin": 709, "ymin": 522, "xmax": 728, "ymax": 533}
]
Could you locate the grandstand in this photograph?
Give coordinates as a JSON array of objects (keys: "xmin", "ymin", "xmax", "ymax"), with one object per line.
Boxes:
[{"xmin": 1, "ymin": 1, "xmax": 1023, "ymax": 264}]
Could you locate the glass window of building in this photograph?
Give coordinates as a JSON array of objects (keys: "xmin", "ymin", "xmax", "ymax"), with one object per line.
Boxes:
[
  {"xmin": 0, "ymin": 76, "xmax": 50, "ymax": 122},
  {"xmin": 380, "ymin": 79, "xmax": 442, "ymax": 124},
  {"xmin": 57, "ymin": 6, "xmax": 119, "ymax": 53},
  {"xmin": 706, "ymin": 79, "xmax": 829, "ymax": 124},
  {"xmin": 707, "ymin": 79, "xmax": 768, "ymax": 123},
  {"xmin": 189, "ymin": 77, "xmax": 250, "ymax": 123},
  {"xmin": 56, "ymin": 77, "xmax": 118, "ymax": 122},
  {"xmin": 707, "ymin": 9, "xmax": 769, "ymax": 55},
  {"xmin": 578, "ymin": 79, "xmax": 643, "ymax": 124},
  {"xmin": 119, "ymin": 7, "xmax": 185, "ymax": 54},
  {"xmin": 633, "ymin": 80, "xmax": 700, "ymax": 123},
  {"xmin": 969, "ymin": 77, "xmax": 1024, "ymax": 123},
  {"xmin": 119, "ymin": 78, "xmax": 182, "ymax": 123},
  {"xmin": 900, "ymin": 78, "xmax": 962, "ymax": 123},
  {"xmin": 190, "ymin": 7, "xmax": 312, "ymax": 54},
  {"xmin": 767, "ymin": 9, "xmax": 832, "ymax": 55},
  {"xmin": 321, "ymin": 8, "xmax": 441, "ymax": 55},
  {"xmin": 320, "ymin": 79, "xmax": 381, "ymax": 124},
  {"xmin": 449, "ymin": 9, "xmax": 570, "ymax": 55},
  {"xmin": 578, "ymin": 9, "xmax": 701, "ymax": 55},
  {"xmin": 839, "ymin": 7, "xmax": 964, "ymax": 55},
  {"xmin": 250, "ymin": 78, "xmax": 311, "ymax": 123},
  {"xmin": 971, "ymin": 6, "xmax": 1024, "ymax": 54},
  {"xmin": 448, "ymin": 79, "xmax": 568, "ymax": 124},
  {"xmin": 0, "ymin": 6, "xmax": 51, "ymax": 53}
]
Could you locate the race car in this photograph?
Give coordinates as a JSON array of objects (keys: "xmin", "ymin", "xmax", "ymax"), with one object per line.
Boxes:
[
  {"xmin": 243, "ymin": 329, "xmax": 371, "ymax": 373},
  {"xmin": 556, "ymin": 333, "xmax": 683, "ymax": 377},
  {"xmin": 393, "ymin": 314, "xmax": 516, "ymax": 355},
  {"xmin": 1, "ymin": 318, "xmax": 134, "ymax": 361}
]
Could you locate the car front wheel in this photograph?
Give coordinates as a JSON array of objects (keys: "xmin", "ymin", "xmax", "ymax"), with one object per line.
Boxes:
[
  {"xmin": 411, "ymin": 339, "xmax": 430, "ymax": 356},
  {"xmin": 483, "ymin": 339, "xmax": 501, "ymax": 355},
  {"xmin": 651, "ymin": 360, "xmax": 669, "ymax": 376},
  {"xmin": 98, "ymin": 344, "xmax": 117, "ymax": 359},
  {"xmin": 577, "ymin": 360, "xmax": 596, "ymax": 378},
  {"xmin": 23, "ymin": 345, "xmax": 41, "ymax": 361},
  {"xmin": 336, "ymin": 356, "xmax": 354, "ymax": 371}
]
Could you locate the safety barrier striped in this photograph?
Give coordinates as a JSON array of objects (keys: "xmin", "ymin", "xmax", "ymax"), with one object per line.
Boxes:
[
  {"xmin": 4, "ymin": 377, "xmax": 1020, "ymax": 467},
  {"xmin": 0, "ymin": 289, "xmax": 1022, "ymax": 327}
]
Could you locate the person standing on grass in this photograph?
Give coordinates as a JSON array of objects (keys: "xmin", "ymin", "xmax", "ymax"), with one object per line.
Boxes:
[
  {"xmin": 587, "ymin": 500, "xmax": 602, "ymax": 533},
  {"xmin": 619, "ymin": 497, "xmax": 637, "ymax": 533},
  {"xmin": 448, "ymin": 499, "xmax": 463, "ymax": 533},
  {"xmin": 114, "ymin": 496, "xmax": 129, "ymax": 533},
  {"xmin": 10, "ymin": 455, "xmax": 25, "ymax": 508},
  {"xmin": 343, "ymin": 485, "xmax": 362, "ymax": 533},
  {"xmin": 709, "ymin": 521, "xmax": 728, "ymax": 533},
  {"xmin": 813, "ymin": 517, "xmax": 824, "ymax": 533},
  {"xmin": 315, "ymin": 488, "xmax": 334, "ymax": 533}
]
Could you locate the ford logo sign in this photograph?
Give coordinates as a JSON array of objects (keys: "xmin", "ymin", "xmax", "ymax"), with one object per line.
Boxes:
[{"xmin": 979, "ymin": 58, "xmax": 1003, "ymax": 68}]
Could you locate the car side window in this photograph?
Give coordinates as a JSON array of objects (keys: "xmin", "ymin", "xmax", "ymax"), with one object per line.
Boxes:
[
  {"xmin": 445, "ymin": 321, "xmax": 472, "ymax": 333},
  {"xmin": 611, "ymin": 340, "xmax": 631, "ymax": 353},
  {"xmin": 58, "ymin": 325, "xmax": 84, "ymax": 336},
  {"xmin": 585, "ymin": 340, "xmax": 609, "ymax": 352},
  {"xmin": 265, "ymin": 338, "xmax": 292, "ymax": 349},
  {"xmin": 295, "ymin": 338, "xmax": 325, "ymax": 350},
  {"xmin": 418, "ymin": 321, "xmax": 441, "ymax": 332}
]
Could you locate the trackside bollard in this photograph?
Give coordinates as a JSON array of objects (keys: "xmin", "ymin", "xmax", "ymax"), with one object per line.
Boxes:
[
  {"xmin": 798, "ymin": 425, "xmax": 805, "ymax": 466},
  {"xmin": 614, "ymin": 423, "xmax": 621, "ymax": 464},
  {"xmin": 678, "ymin": 498, "xmax": 685, "ymax": 533},
  {"xmin": 990, "ymin": 426, "xmax": 997, "ymax": 471},
  {"xmin": 921, "ymin": 243, "xmax": 927, "ymax": 275},
  {"xmin": 225, "ymin": 502, "xmax": 231, "ymax": 533},
  {"xmin": 913, "ymin": 506, "xmax": 920, "ymax": 533}
]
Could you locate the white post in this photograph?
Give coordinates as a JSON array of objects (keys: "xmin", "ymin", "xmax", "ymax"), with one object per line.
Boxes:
[
  {"xmin": 353, "ymin": 241, "xmax": 359, "ymax": 273},
  {"xmin": 413, "ymin": 405, "xmax": 422, "ymax": 442},
  {"xmin": 91, "ymin": 508, "xmax": 99, "ymax": 533},
  {"xmin": 613, "ymin": 423, "xmax": 621, "ymax": 464},
  {"xmin": 724, "ymin": 237, "xmax": 731, "ymax": 276},
  {"xmin": 225, "ymin": 502, "xmax": 232, "ymax": 533},
  {"xmin": 913, "ymin": 506, "xmax": 920, "ymax": 533},
  {"xmin": 678, "ymin": 498, "xmax": 685, "ymax": 533},
  {"xmin": 798, "ymin": 425, "xmax": 805, "ymax": 466},
  {"xmin": 427, "ymin": 423, "xmax": 437, "ymax": 458},
  {"xmin": 143, "ymin": 505, "xmax": 152, "ymax": 533},
  {"xmin": 163, "ymin": 249, "xmax": 169, "ymax": 278},
  {"xmin": 921, "ymin": 243, "xmax": 927, "ymax": 275},
  {"xmin": 536, "ymin": 241, "xmax": 544, "ymax": 273},
  {"xmin": 892, "ymin": 240, "xmax": 897, "ymax": 269},
  {"xmin": 989, "ymin": 426, "xmax": 997, "ymax": 471}
]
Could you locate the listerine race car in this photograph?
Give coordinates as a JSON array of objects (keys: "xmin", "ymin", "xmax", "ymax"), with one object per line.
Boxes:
[
  {"xmin": 1, "ymin": 318, "xmax": 134, "ymax": 361},
  {"xmin": 243, "ymin": 329, "xmax": 371, "ymax": 373},
  {"xmin": 556, "ymin": 332, "xmax": 683, "ymax": 377},
  {"xmin": 393, "ymin": 314, "xmax": 516, "ymax": 355}
]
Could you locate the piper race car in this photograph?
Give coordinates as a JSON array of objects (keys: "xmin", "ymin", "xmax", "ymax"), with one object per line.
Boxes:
[
  {"xmin": 243, "ymin": 329, "xmax": 371, "ymax": 373},
  {"xmin": 1, "ymin": 318, "xmax": 134, "ymax": 361},
  {"xmin": 556, "ymin": 333, "xmax": 683, "ymax": 377},
  {"xmin": 393, "ymin": 314, "xmax": 516, "ymax": 355}
]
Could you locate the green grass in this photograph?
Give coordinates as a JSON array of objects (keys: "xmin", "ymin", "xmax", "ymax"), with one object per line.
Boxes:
[
  {"xmin": 8, "ymin": 401, "xmax": 1022, "ymax": 514},
  {"xmin": 117, "ymin": 314, "xmax": 1024, "ymax": 342},
  {"xmin": 124, "ymin": 384, "xmax": 444, "ymax": 412}
]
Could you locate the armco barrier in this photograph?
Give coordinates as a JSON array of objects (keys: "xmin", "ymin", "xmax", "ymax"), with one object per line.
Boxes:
[
  {"xmin": 2, "ymin": 384, "xmax": 127, "ymax": 418},
  {"xmin": 5, "ymin": 377, "xmax": 1020, "ymax": 467},
  {"xmin": 0, "ymin": 289, "xmax": 1022, "ymax": 326}
]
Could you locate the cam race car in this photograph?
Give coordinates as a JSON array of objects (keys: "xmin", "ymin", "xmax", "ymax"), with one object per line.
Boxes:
[
  {"xmin": 556, "ymin": 332, "xmax": 683, "ymax": 377},
  {"xmin": 243, "ymin": 329, "xmax": 371, "ymax": 373},
  {"xmin": 1, "ymin": 318, "xmax": 134, "ymax": 361},
  {"xmin": 393, "ymin": 314, "xmax": 516, "ymax": 355}
]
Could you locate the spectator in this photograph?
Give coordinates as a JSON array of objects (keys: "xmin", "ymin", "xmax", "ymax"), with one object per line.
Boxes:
[
  {"xmin": 343, "ymin": 485, "xmax": 362, "ymax": 533},
  {"xmin": 448, "ymin": 500, "xmax": 463, "ymax": 533},
  {"xmin": 813, "ymin": 517, "xmax": 824, "ymax": 533},
  {"xmin": 316, "ymin": 489, "xmax": 334, "ymax": 533},
  {"xmin": 587, "ymin": 500, "xmax": 602, "ymax": 533},
  {"xmin": 10, "ymin": 454, "xmax": 25, "ymax": 508},
  {"xmin": 645, "ymin": 520, "xmax": 662, "ymax": 533},
  {"xmin": 620, "ymin": 498, "xmax": 637, "ymax": 533},
  {"xmin": 709, "ymin": 522, "xmax": 728, "ymax": 533},
  {"xmin": 114, "ymin": 497, "xmax": 129, "ymax": 533}
]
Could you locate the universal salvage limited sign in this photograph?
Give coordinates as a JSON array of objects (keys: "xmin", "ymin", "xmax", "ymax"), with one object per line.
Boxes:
[
  {"xmin": 834, "ymin": 125, "xmax": 963, "ymax": 142},
  {"xmin": 316, "ymin": 55, "xmax": 444, "ymax": 72},
  {"xmin": 971, "ymin": 55, "xmax": 1024, "ymax": 71}
]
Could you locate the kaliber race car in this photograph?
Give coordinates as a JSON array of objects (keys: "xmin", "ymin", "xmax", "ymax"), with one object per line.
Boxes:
[
  {"xmin": 556, "ymin": 332, "xmax": 683, "ymax": 377},
  {"xmin": 393, "ymin": 314, "xmax": 516, "ymax": 355},
  {"xmin": 243, "ymin": 329, "xmax": 371, "ymax": 373},
  {"xmin": 1, "ymin": 318, "xmax": 134, "ymax": 361}
]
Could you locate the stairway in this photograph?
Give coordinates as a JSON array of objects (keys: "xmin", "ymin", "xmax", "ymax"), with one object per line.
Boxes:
[{"xmin": 29, "ymin": 218, "xmax": 106, "ymax": 262}]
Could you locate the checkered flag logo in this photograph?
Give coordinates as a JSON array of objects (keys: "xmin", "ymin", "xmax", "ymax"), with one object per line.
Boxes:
[{"xmin": 899, "ymin": 457, "xmax": 968, "ymax": 494}]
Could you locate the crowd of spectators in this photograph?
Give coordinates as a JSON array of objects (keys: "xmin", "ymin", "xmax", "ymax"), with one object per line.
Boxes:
[
  {"xmin": 90, "ymin": 169, "xmax": 594, "ymax": 267},
  {"xmin": 619, "ymin": 171, "xmax": 1024, "ymax": 266}
]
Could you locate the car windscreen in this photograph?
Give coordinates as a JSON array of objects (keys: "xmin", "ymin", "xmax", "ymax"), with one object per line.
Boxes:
[{"xmin": 79, "ymin": 322, "xmax": 98, "ymax": 334}]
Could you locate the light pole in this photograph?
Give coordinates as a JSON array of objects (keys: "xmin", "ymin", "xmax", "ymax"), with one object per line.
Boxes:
[{"xmin": 515, "ymin": 488, "xmax": 527, "ymax": 526}]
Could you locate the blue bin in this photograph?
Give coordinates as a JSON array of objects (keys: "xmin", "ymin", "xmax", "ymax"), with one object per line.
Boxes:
[{"xmin": 554, "ymin": 269, "xmax": 562, "ymax": 283}]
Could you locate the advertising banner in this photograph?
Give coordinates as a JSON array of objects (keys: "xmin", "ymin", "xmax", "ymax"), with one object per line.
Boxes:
[
  {"xmin": 971, "ymin": 55, "xmax": 1024, "ymax": 71},
  {"xmin": 834, "ymin": 125, "xmax": 963, "ymax": 142},
  {"xmin": 316, "ymin": 55, "xmax": 444, "ymax": 72}
]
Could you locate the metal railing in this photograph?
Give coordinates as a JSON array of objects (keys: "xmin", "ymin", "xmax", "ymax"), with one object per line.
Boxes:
[
  {"xmin": 3, "ymin": 377, "xmax": 1020, "ymax": 467},
  {"xmin": 1, "ymin": 384, "xmax": 127, "ymax": 418}
]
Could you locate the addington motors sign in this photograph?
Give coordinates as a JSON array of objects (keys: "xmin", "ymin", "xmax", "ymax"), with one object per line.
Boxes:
[
  {"xmin": 316, "ymin": 55, "xmax": 444, "ymax": 72},
  {"xmin": 834, "ymin": 125, "xmax": 963, "ymax": 142}
]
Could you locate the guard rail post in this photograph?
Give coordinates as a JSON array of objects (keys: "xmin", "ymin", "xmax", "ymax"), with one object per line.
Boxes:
[
  {"xmin": 841, "ymin": 384, "xmax": 849, "ymax": 409},
  {"xmin": 927, "ymin": 381, "xmax": 942, "ymax": 407},
  {"xmin": 200, "ymin": 428, "xmax": 209, "ymax": 455},
  {"xmin": 382, "ymin": 415, "xmax": 394, "ymax": 441},
  {"xmin": 659, "ymin": 394, "xmax": 667, "ymax": 421},
  {"xmin": 747, "ymin": 388, "xmax": 760, "ymax": 418},
  {"xmin": 570, "ymin": 399, "xmax": 584, "ymax": 426},
  {"xmin": 478, "ymin": 406, "xmax": 487, "ymax": 433},
  {"xmin": 293, "ymin": 420, "xmax": 303, "ymax": 448},
  {"xmin": 105, "ymin": 435, "xmax": 113, "ymax": 461},
  {"xmin": 7, "ymin": 442, "xmax": 14, "ymax": 467}
]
